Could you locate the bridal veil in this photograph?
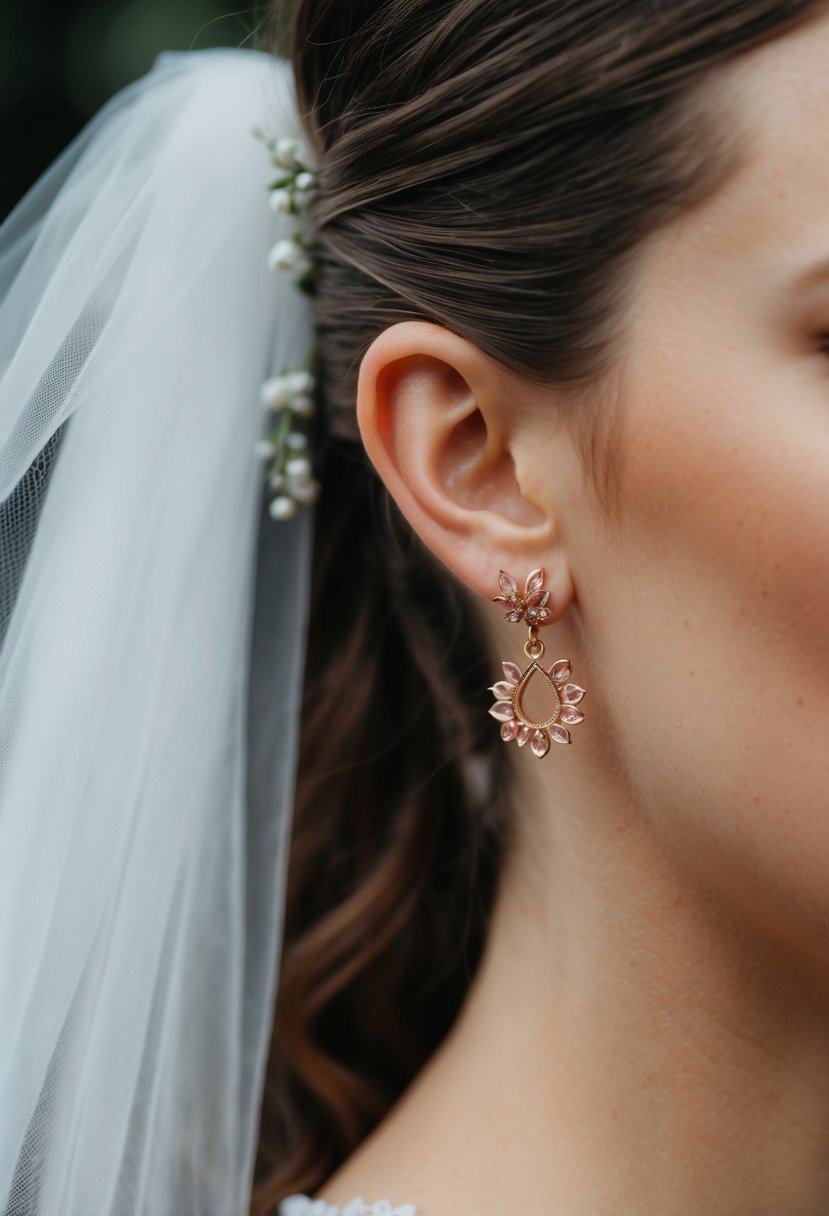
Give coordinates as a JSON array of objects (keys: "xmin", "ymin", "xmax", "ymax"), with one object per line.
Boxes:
[{"xmin": 0, "ymin": 46, "xmax": 314, "ymax": 1214}]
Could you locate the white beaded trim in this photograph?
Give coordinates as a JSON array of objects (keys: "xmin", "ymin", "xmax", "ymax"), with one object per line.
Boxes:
[{"xmin": 278, "ymin": 1194, "xmax": 418, "ymax": 1216}]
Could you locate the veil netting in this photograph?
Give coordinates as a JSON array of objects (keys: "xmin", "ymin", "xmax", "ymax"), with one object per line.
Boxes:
[{"xmin": 0, "ymin": 45, "xmax": 315, "ymax": 1216}]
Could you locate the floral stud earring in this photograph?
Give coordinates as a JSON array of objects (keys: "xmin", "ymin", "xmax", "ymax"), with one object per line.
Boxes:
[{"xmin": 488, "ymin": 567, "xmax": 586, "ymax": 757}]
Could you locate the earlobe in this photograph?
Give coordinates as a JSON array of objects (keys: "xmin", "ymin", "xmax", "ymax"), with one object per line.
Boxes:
[{"xmin": 355, "ymin": 320, "xmax": 571, "ymax": 610}]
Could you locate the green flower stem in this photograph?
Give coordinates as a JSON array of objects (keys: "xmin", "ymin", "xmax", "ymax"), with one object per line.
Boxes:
[{"xmin": 271, "ymin": 405, "xmax": 294, "ymax": 475}]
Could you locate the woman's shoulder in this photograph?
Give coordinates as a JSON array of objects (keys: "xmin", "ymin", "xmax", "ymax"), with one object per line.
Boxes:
[{"xmin": 278, "ymin": 1195, "xmax": 418, "ymax": 1216}]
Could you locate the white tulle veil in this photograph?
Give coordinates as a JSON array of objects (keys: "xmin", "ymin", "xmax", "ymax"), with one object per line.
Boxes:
[{"xmin": 0, "ymin": 46, "xmax": 315, "ymax": 1215}]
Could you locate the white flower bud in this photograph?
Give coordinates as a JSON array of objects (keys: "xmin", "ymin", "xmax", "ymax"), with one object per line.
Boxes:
[
  {"xmin": 259, "ymin": 375, "xmax": 294, "ymax": 408},
  {"xmin": 285, "ymin": 369, "xmax": 314, "ymax": 396},
  {"xmin": 269, "ymin": 494, "xmax": 298, "ymax": 520},
  {"xmin": 253, "ymin": 438, "xmax": 275, "ymax": 459},
  {"xmin": 274, "ymin": 136, "xmax": 303, "ymax": 168},
  {"xmin": 294, "ymin": 170, "xmax": 315, "ymax": 192},
  {"xmin": 285, "ymin": 455, "xmax": 312, "ymax": 479},
  {"xmin": 269, "ymin": 471, "xmax": 286, "ymax": 491},
  {"xmin": 286, "ymin": 431, "xmax": 308, "ymax": 450},
  {"xmin": 288, "ymin": 393, "xmax": 315, "ymax": 417},
  {"xmin": 268, "ymin": 238, "xmax": 304, "ymax": 271},
  {"xmin": 268, "ymin": 188, "xmax": 294, "ymax": 214},
  {"xmin": 290, "ymin": 477, "xmax": 321, "ymax": 505}
]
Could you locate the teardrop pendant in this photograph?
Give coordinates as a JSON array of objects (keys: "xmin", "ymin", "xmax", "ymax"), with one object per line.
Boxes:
[
  {"xmin": 487, "ymin": 565, "xmax": 587, "ymax": 757},
  {"xmin": 513, "ymin": 659, "xmax": 561, "ymax": 730}
]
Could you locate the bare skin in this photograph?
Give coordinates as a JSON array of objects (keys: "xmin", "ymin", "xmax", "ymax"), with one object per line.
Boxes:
[{"xmin": 313, "ymin": 11, "xmax": 829, "ymax": 1215}]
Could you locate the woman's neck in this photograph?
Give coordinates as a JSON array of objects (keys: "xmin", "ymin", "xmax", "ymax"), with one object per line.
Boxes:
[{"xmin": 316, "ymin": 766, "xmax": 829, "ymax": 1216}]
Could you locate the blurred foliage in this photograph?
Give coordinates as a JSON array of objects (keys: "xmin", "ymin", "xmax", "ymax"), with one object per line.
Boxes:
[{"xmin": 2, "ymin": 0, "xmax": 297, "ymax": 220}]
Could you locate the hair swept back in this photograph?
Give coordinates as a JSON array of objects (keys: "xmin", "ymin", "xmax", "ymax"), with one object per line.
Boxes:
[{"xmin": 249, "ymin": 2, "xmax": 824, "ymax": 1210}]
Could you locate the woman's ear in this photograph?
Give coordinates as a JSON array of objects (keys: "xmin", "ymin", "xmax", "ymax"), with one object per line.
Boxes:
[{"xmin": 355, "ymin": 320, "xmax": 575, "ymax": 614}]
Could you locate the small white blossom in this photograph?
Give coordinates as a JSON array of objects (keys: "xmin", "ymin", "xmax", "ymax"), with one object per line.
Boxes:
[
  {"xmin": 290, "ymin": 477, "xmax": 320, "ymax": 505},
  {"xmin": 285, "ymin": 455, "xmax": 313, "ymax": 479},
  {"xmin": 268, "ymin": 239, "xmax": 303, "ymax": 271},
  {"xmin": 294, "ymin": 170, "xmax": 315, "ymax": 192},
  {"xmin": 269, "ymin": 494, "xmax": 298, "ymax": 520},
  {"xmin": 269, "ymin": 471, "xmax": 287, "ymax": 491},
  {"xmin": 288, "ymin": 393, "xmax": 315, "ymax": 417},
  {"xmin": 253, "ymin": 438, "xmax": 275, "ymax": 459},
  {"xmin": 286, "ymin": 431, "xmax": 308, "ymax": 450},
  {"xmin": 268, "ymin": 188, "xmax": 294, "ymax": 214},
  {"xmin": 285, "ymin": 369, "xmax": 314, "ymax": 395},
  {"xmin": 259, "ymin": 375, "xmax": 294, "ymax": 409},
  {"xmin": 274, "ymin": 136, "xmax": 303, "ymax": 168}
]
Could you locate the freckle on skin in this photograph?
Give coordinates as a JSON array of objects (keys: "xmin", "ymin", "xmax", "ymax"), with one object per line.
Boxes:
[
  {"xmin": 689, "ymin": 670, "xmax": 695, "ymax": 678},
  {"xmin": 797, "ymin": 697, "xmax": 804, "ymax": 707}
]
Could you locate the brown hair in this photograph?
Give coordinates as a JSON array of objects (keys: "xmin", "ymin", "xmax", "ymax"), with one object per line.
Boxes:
[{"xmin": 250, "ymin": 2, "xmax": 824, "ymax": 1209}]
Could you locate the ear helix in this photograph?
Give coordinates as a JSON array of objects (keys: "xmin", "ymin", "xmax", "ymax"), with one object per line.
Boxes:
[{"xmin": 487, "ymin": 567, "xmax": 586, "ymax": 758}]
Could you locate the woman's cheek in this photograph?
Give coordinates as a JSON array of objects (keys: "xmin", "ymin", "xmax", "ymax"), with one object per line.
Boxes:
[{"xmin": 584, "ymin": 349, "xmax": 829, "ymax": 948}]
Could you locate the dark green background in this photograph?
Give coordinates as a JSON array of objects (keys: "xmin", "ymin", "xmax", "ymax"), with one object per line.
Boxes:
[{"xmin": 2, "ymin": 0, "xmax": 279, "ymax": 221}]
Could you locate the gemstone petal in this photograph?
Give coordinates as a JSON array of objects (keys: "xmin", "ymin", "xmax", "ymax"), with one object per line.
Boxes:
[
  {"xmin": 500, "ymin": 719, "xmax": 519, "ymax": 741},
  {"xmin": 498, "ymin": 570, "xmax": 518, "ymax": 599},
  {"xmin": 489, "ymin": 680, "xmax": 515, "ymax": 700},
  {"xmin": 506, "ymin": 609, "xmax": 522, "ymax": 623},
  {"xmin": 516, "ymin": 725, "xmax": 532, "ymax": 746},
  {"xmin": 549, "ymin": 723, "xmax": 572, "ymax": 745},
  {"xmin": 531, "ymin": 728, "xmax": 551, "ymax": 758},
  {"xmin": 560, "ymin": 703, "xmax": 584, "ymax": 725},
  {"xmin": 560, "ymin": 682, "xmax": 586, "ymax": 704},
  {"xmin": 488, "ymin": 700, "xmax": 515, "ymax": 722},
  {"xmin": 548, "ymin": 659, "xmax": 571, "ymax": 684},
  {"xmin": 502, "ymin": 661, "xmax": 522, "ymax": 685},
  {"xmin": 524, "ymin": 567, "xmax": 545, "ymax": 603}
]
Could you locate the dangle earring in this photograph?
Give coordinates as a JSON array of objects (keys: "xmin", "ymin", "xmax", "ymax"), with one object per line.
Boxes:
[{"xmin": 487, "ymin": 567, "xmax": 586, "ymax": 757}]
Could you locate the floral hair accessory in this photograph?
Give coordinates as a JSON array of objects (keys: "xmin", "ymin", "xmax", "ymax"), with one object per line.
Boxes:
[
  {"xmin": 252, "ymin": 127, "xmax": 320, "ymax": 521},
  {"xmin": 259, "ymin": 133, "xmax": 318, "ymax": 295}
]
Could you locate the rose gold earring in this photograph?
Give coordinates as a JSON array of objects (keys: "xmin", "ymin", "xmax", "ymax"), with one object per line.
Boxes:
[{"xmin": 487, "ymin": 567, "xmax": 586, "ymax": 757}]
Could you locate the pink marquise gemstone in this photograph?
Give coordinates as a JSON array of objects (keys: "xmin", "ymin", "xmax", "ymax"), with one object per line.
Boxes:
[
  {"xmin": 489, "ymin": 700, "xmax": 515, "ymax": 722},
  {"xmin": 501, "ymin": 661, "xmax": 522, "ymax": 686},
  {"xmin": 549, "ymin": 722, "xmax": 571, "ymax": 745},
  {"xmin": 489, "ymin": 680, "xmax": 515, "ymax": 700},
  {"xmin": 498, "ymin": 570, "xmax": 518, "ymax": 599},
  {"xmin": 516, "ymin": 725, "xmax": 532, "ymax": 747},
  {"xmin": 560, "ymin": 682, "xmax": 586, "ymax": 705},
  {"xmin": 501, "ymin": 719, "xmax": 519, "ymax": 742},
  {"xmin": 530, "ymin": 728, "xmax": 550, "ymax": 758},
  {"xmin": 548, "ymin": 659, "xmax": 571, "ymax": 685},
  {"xmin": 524, "ymin": 567, "xmax": 545, "ymax": 602},
  {"xmin": 559, "ymin": 703, "xmax": 584, "ymax": 725}
]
